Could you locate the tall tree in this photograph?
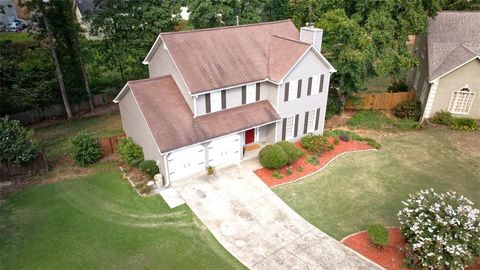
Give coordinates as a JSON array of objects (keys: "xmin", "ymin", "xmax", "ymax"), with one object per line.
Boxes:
[
  {"xmin": 263, "ymin": 0, "xmax": 291, "ymax": 22},
  {"xmin": 87, "ymin": 0, "xmax": 181, "ymax": 82},
  {"xmin": 443, "ymin": 0, "xmax": 480, "ymax": 10},
  {"xmin": 188, "ymin": 0, "xmax": 263, "ymax": 28}
]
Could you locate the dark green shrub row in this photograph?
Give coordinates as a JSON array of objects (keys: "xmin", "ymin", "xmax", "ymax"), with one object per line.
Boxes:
[
  {"xmin": 276, "ymin": 141, "xmax": 304, "ymax": 164},
  {"xmin": 300, "ymin": 134, "xmax": 333, "ymax": 155},
  {"xmin": 0, "ymin": 116, "xmax": 39, "ymax": 165},
  {"xmin": 324, "ymin": 130, "xmax": 382, "ymax": 149},
  {"xmin": 431, "ymin": 110, "xmax": 454, "ymax": 125},
  {"xmin": 71, "ymin": 132, "xmax": 102, "ymax": 166},
  {"xmin": 367, "ymin": 224, "xmax": 389, "ymax": 247},
  {"xmin": 431, "ymin": 111, "xmax": 478, "ymax": 131},
  {"xmin": 393, "ymin": 100, "xmax": 422, "ymax": 120},
  {"xmin": 117, "ymin": 138, "xmax": 144, "ymax": 167},
  {"xmin": 259, "ymin": 141, "xmax": 304, "ymax": 169},
  {"xmin": 138, "ymin": 160, "xmax": 159, "ymax": 177}
]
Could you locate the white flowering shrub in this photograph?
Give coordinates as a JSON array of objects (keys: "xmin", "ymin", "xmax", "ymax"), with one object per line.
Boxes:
[{"xmin": 398, "ymin": 189, "xmax": 480, "ymax": 269}]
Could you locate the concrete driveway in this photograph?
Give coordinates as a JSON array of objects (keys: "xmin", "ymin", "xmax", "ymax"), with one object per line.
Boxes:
[{"xmin": 172, "ymin": 158, "xmax": 381, "ymax": 269}]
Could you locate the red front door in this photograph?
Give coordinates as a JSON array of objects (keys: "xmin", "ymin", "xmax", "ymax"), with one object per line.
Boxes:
[{"xmin": 245, "ymin": 129, "xmax": 255, "ymax": 144}]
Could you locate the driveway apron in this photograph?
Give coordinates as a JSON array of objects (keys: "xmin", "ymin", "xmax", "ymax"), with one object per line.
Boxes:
[{"xmin": 172, "ymin": 159, "xmax": 382, "ymax": 270}]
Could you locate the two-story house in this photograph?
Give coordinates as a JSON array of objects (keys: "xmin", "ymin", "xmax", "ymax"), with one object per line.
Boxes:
[{"xmin": 114, "ymin": 20, "xmax": 335, "ymax": 185}]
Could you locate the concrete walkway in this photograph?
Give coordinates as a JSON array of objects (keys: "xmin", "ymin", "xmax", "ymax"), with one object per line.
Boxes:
[{"xmin": 172, "ymin": 158, "xmax": 382, "ymax": 269}]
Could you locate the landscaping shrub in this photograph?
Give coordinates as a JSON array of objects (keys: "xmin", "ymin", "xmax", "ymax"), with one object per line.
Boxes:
[
  {"xmin": 306, "ymin": 155, "xmax": 319, "ymax": 166},
  {"xmin": 117, "ymin": 138, "xmax": 144, "ymax": 167},
  {"xmin": 286, "ymin": 166, "xmax": 293, "ymax": 176},
  {"xmin": 272, "ymin": 170, "xmax": 283, "ymax": 179},
  {"xmin": 276, "ymin": 141, "xmax": 304, "ymax": 164},
  {"xmin": 326, "ymin": 88, "xmax": 344, "ymax": 118},
  {"xmin": 367, "ymin": 224, "xmax": 389, "ymax": 247},
  {"xmin": 0, "ymin": 116, "xmax": 39, "ymax": 165},
  {"xmin": 398, "ymin": 189, "xmax": 480, "ymax": 269},
  {"xmin": 325, "ymin": 130, "xmax": 382, "ymax": 149},
  {"xmin": 259, "ymin": 144, "xmax": 288, "ymax": 169},
  {"xmin": 431, "ymin": 110, "xmax": 453, "ymax": 126},
  {"xmin": 71, "ymin": 132, "xmax": 102, "ymax": 166},
  {"xmin": 451, "ymin": 117, "xmax": 478, "ymax": 131},
  {"xmin": 393, "ymin": 100, "xmax": 422, "ymax": 120},
  {"xmin": 297, "ymin": 165, "xmax": 303, "ymax": 172},
  {"xmin": 333, "ymin": 138, "xmax": 340, "ymax": 145},
  {"xmin": 301, "ymin": 134, "xmax": 333, "ymax": 155},
  {"xmin": 387, "ymin": 79, "xmax": 408, "ymax": 92},
  {"xmin": 138, "ymin": 160, "xmax": 159, "ymax": 177},
  {"xmin": 206, "ymin": 165, "xmax": 215, "ymax": 175},
  {"xmin": 339, "ymin": 134, "xmax": 349, "ymax": 142}
]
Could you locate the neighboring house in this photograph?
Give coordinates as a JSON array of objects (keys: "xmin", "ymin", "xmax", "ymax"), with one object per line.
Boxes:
[
  {"xmin": 408, "ymin": 11, "xmax": 480, "ymax": 121},
  {"xmin": 74, "ymin": 0, "xmax": 95, "ymax": 40},
  {"xmin": 0, "ymin": 0, "xmax": 17, "ymax": 27},
  {"xmin": 114, "ymin": 20, "xmax": 335, "ymax": 185}
]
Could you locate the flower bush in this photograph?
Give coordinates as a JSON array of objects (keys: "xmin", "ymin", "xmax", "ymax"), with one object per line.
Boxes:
[
  {"xmin": 300, "ymin": 134, "xmax": 333, "ymax": 155},
  {"xmin": 393, "ymin": 100, "xmax": 422, "ymax": 120},
  {"xmin": 0, "ymin": 116, "xmax": 39, "ymax": 165},
  {"xmin": 451, "ymin": 117, "xmax": 478, "ymax": 131},
  {"xmin": 398, "ymin": 189, "xmax": 480, "ymax": 269}
]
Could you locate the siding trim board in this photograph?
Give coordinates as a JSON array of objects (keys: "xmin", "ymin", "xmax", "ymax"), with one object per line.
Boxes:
[
  {"xmin": 205, "ymin": 93, "xmax": 211, "ymax": 113},
  {"xmin": 307, "ymin": 77, "xmax": 312, "ymax": 96},
  {"xmin": 315, "ymin": 108, "xmax": 320, "ymax": 130}
]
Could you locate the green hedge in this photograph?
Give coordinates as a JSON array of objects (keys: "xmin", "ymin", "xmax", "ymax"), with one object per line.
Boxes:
[
  {"xmin": 451, "ymin": 117, "xmax": 478, "ymax": 131},
  {"xmin": 275, "ymin": 141, "xmax": 304, "ymax": 164},
  {"xmin": 117, "ymin": 138, "xmax": 144, "ymax": 167},
  {"xmin": 393, "ymin": 100, "xmax": 422, "ymax": 120},
  {"xmin": 138, "ymin": 160, "xmax": 159, "ymax": 177},
  {"xmin": 259, "ymin": 145, "xmax": 288, "ymax": 169},
  {"xmin": 367, "ymin": 224, "xmax": 389, "ymax": 247},
  {"xmin": 0, "ymin": 116, "xmax": 39, "ymax": 165}
]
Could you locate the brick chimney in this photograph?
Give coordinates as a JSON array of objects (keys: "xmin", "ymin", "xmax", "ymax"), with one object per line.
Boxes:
[{"xmin": 300, "ymin": 23, "xmax": 324, "ymax": 53}]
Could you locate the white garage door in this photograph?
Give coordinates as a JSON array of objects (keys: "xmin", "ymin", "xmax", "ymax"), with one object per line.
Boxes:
[
  {"xmin": 208, "ymin": 134, "xmax": 241, "ymax": 168},
  {"xmin": 167, "ymin": 145, "xmax": 205, "ymax": 181}
]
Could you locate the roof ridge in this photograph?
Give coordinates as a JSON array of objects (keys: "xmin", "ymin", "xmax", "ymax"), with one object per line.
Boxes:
[
  {"xmin": 128, "ymin": 75, "xmax": 172, "ymax": 84},
  {"xmin": 161, "ymin": 20, "xmax": 293, "ymax": 35},
  {"xmin": 429, "ymin": 44, "xmax": 478, "ymax": 80},
  {"xmin": 271, "ymin": 34, "xmax": 311, "ymax": 46}
]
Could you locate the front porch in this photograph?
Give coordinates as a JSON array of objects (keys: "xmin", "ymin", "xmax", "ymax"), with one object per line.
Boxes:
[{"xmin": 241, "ymin": 122, "xmax": 277, "ymax": 160}]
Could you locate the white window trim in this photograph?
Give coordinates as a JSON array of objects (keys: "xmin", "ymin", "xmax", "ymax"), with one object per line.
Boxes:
[
  {"xmin": 246, "ymin": 84, "xmax": 256, "ymax": 104},
  {"xmin": 447, "ymin": 87, "xmax": 476, "ymax": 115},
  {"xmin": 210, "ymin": 91, "xmax": 222, "ymax": 112},
  {"xmin": 285, "ymin": 116, "xmax": 295, "ymax": 140},
  {"xmin": 307, "ymin": 110, "xmax": 316, "ymax": 132}
]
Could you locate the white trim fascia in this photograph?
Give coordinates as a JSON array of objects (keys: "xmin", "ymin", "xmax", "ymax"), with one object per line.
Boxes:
[
  {"xmin": 429, "ymin": 56, "xmax": 480, "ymax": 82},
  {"xmin": 191, "ymin": 79, "xmax": 269, "ymax": 97},
  {"xmin": 113, "ymin": 83, "xmax": 130, "ymax": 103},
  {"xmin": 129, "ymin": 90, "xmax": 164, "ymax": 156},
  {"xmin": 142, "ymin": 33, "xmax": 163, "ymax": 64},
  {"xmin": 162, "ymin": 154, "xmax": 171, "ymax": 187},
  {"xmin": 163, "ymin": 119, "xmax": 279, "ymax": 155},
  {"xmin": 421, "ymin": 78, "xmax": 439, "ymax": 121},
  {"xmin": 193, "ymin": 96, "xmax": 198, "ymax": 118},
  {"xmin": 278, "ymin": 46, "xmax": 336, "ymax": 84}
]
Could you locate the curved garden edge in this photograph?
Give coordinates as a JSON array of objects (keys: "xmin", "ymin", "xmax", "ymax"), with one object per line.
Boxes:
[{"xmin": 254, "ymin": 140, "xmax": 377, "ymax": 188}]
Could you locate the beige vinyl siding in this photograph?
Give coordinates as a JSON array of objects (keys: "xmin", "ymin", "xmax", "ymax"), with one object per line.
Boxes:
[
  {"xmin": 148, "ymin": 45, "xmax": 194, "ymax": 112},
  {"xmin": 260, "ymin": 82, "xmax": 278, "ymax": 109},
  {"xmin": 118, "ymin": 89, "xmax": 165, "ymax": 175},
  {"xmin": 430, "ymin": 59, "xmax": 480, "ymax": 118},
  {"xmin": 226, "ymin": 87, "xmax": 243, "ymax": 108}
]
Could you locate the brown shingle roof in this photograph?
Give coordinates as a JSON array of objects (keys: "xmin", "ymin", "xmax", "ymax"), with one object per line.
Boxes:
[
  {"xmin": 268, "ymin": 35, "xmax": 311, "ymax": 82},
  {"xmin": 428, "ymin": 11, "xmax": 480, "ymax": 80},
  {"xmin": 129, "ymin": 76, "xmax": 280, "ymax": 153},
  {"xmin": 157, "ymin": 20, "xmax": 305, "ymax": 94}
]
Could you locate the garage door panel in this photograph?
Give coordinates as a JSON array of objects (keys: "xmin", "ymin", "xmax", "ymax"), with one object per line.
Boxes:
[
  {"xmin": 208, "ymin": 134, "xmax": 241, "ymax": 168},
  {"xmin": 168, "ymin": 145, "xmax": 205, "ymax": 181}
]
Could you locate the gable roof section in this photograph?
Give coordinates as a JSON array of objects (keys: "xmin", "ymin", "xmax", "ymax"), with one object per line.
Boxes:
[
  {"xmin": 126, "ymin": 76, "xmax": 280, "ymax": 153},
  {"xmin": 428, "ymin": 11, "xmax": 480, "ymax": 81},
  {"xmin": 268, "ymin": 35, "xmax": 311, "ymax": 82}
]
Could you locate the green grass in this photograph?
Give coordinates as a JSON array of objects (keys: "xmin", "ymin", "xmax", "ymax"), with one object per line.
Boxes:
[
  {"xmin": 0, "ymin": 164, "xmax": 243, "ymax": 269},
  {"xmin": 365, "ymin": 76, "xmax": 392, "ymax": 93},
  {"xmin": 274, "ymin": 129, "xmax": 480, "ymax": 240},
  {"xmin": 0, "ymin": 32, "xmax": 34, "ymax": 43},
  {"xmin": 34, "ymin": 111, "xmax": 123, "ymax": 162},
  {"xmin": 346, "ymin": 110, "xmax": 419, "ymax": 131}
]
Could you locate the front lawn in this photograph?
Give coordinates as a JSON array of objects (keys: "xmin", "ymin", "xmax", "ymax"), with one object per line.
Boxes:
[
  {"xmin": 0, "ymin": 164, "xmax": 243, "ymax": 269},
  {"xmin": 274, "ymin": 129, "xmax": 480, "ymax": 240}
]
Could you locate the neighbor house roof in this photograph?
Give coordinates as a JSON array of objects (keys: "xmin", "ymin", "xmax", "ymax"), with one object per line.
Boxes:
[
  {"xmin": 143, "ymin": 20, "xmax": 334, "ymax": 95},
  {"xmin": 127, "ymin": 76, "xmax": 280, "ymax": 153},
  {"xmin": 75, "ymin": 0, "xmax": 95, "ymax": 15},
  {"xmin": 428, "ymin": 11, "xmax": 480, "ymax": 81}
]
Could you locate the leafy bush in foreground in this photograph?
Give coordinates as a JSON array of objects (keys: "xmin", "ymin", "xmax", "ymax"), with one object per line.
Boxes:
[
  {"xmin": 431, "ymin": 110, "xmax": 454, "ymax": 126},
  {"xmin": 0, "ymin": 116, "xmax": 39, "ymax": 165},
  {"xmin": 138, "ymin": 160, "xmax": 159, "ymax": 177},
  {"xmin": 259, "ymin": 145, "xmax": 288, "ymax": 169},
  {"xmin": 117, "ymin": 138, "xmax": 144, "ymax": 167},
  {"xmin": 367, "ymin": 224, "xmax": 389, "ymax": 247},
  {"xmin": 71, "ymin": 132, "xmax": 102, "ymax": 166},
  {"xmin": 300, "ymin": 134, "xmax": 333, "ymax": 155},
  {"xmin": 276, "ymin": 141, "xmax": 304, "ymax": 165},
  {"xmin": 398, "ymin": 189, "xmax": 480, "ymax": 269},
  {"xmin": 393, "ymin": 100, "xmax": 422, "ymax": 120},
  {"xmin": 451, "ymin": 117, "xmax": 478, "ymax": 131}
]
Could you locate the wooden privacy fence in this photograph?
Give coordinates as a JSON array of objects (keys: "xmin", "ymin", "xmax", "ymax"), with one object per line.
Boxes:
[
  {"xmin": 346, "ymin": 92, "xmax": 416, "ymax": 110},
  {"xmin": 97, "ymin": 134, "xmax": 126, "ymax": 156},
  {"xmin": 0, "ymin": 151, "xmax": 49, "ymax": 179}
]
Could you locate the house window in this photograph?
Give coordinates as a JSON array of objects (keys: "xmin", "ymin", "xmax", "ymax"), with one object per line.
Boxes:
[
  {"xmin": 210, "ymin": 91, "xmax": 222, "ymax": 112},
  {"xmin": 307, "ymin": 110, "xmax": 316, "ymax": 132},
  {"xmin": 285, "ymin": 116, "xmax": 295, "ymax": 139},
  {"xmin": 448, "ymin": 87, "xmax": 475, "ymax": 114},
  {"xmin": 288, "ymin": 80, "xmax": 298, "ymax": 101},
  {"xmin": 246, "ymin": 84, "xmax": 256, "ymax": 104},
  {"xmin": 312, "ymin": 75, "xmax": 320, "ymax": 94}
]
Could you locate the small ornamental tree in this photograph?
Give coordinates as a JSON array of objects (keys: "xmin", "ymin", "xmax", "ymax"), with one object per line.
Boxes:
[
  {"xmin": 398, "ymin": 189, "xmax": 480, "ymax": 269},
  {"xmin": 0, "ymin": 116, "xmax": 39, "ymax": 165},
  {"xmin": 117, "ymin": 138, "xmax": 144, "ymax": 167}
]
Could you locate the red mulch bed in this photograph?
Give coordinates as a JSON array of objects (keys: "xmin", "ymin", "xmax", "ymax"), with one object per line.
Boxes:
[
  {"xmin": 254, "ymin": 138, "xmax": 373, "ymax": 188},
  {"xmin": 342, "ymin": 228, "xmax": 480, "ymax": 270}
]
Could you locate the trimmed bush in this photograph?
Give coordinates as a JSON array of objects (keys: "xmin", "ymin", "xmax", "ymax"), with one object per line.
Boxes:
[
  {"xmin": 398, "ymin": 189, "xmax": 480, "ymax": 269},
  {"xmin": 138, "ymin": 160, "xmax": 159, "ymax": 177},
  {"xmin": 259, "ymin": 145, "xmax": 288, "ymax": 169},
  {"xmin": 276, "ymin": 141, "xmax": 304, "ymax": 164},
  {"xmin": 0, "ymin": 116, "xmax": 39, "ymax": 165},
  {"xmin": 272, "ymin": 170, "xmax": 283, "ymax": 179},
  {"xmin": 367, "ymin": 224, "xmax": 389, "ymax": 247},
  {"xmin": 431, "ymin": 110, "xmax": 453, "ymax": 126},
  {"xmin": 301, "ymin": 134, "xmax": 333, "ymax": 155},
  {"xmin": 451, "ymin": 117, "xmax": 478, "ymax": 131},
  {"xmin": 71, "ymin": 132, "xmax": 102, "ymax": 166},
  {"xmin": 117, "ymin": 138, "xmax": 144, "ymax": 167},
  {"xmin": 393, "ymin": 100, "xmax": 422, "ymax": 120}
]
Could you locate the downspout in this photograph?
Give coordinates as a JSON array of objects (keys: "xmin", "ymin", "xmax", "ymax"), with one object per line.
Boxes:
[{"xmin": 162, "ymin": 154, "xmax": 171, "ymax": 188}]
